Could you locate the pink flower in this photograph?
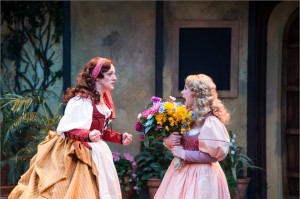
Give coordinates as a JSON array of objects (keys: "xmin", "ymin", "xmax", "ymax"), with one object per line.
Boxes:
[
  {"xmin": 141, "ymin": 109, "xmax": 152, "ymax": 118},
  {"xmin": 142, "ymin": 103, "xmax": 160, "ymax": 118},
  {"xmin": 135, "ymin": 121, "xmax": 145, "ymax": 132},
  {"xmin": 139, "ymin": 134, "xmax": 145, "ymax": 141},
  {"xmin": 151, "ymin": 96, "xmax": 162, "ymax": 103}
]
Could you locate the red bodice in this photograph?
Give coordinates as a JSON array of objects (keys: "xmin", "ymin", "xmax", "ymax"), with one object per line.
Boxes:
[
  {"xmin": 66, "ymin": 94, "xmax": 122, "ymax": 149},
  {"xmin": 90, "ymin": 103, "xmax": 122, "ymax": 144}
]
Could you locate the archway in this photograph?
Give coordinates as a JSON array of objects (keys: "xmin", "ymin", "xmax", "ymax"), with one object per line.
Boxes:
[{"xmin": 266, "ymin": 2, "xmax": 299, "ymax": 199}]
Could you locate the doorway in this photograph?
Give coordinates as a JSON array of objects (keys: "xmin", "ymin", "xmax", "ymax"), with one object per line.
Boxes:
[{"xmin": 281, "ymin": 8, "xmax": 299, "ymax": 199}]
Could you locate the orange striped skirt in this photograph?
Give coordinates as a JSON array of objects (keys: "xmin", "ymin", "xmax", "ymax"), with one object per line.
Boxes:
[{"xmin": 9, "ymin": 131, "xmax": 99, "ymax": 199}]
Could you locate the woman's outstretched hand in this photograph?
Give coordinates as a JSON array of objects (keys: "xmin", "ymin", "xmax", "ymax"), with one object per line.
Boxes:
[
  {"xmin": 122, "ymin": 132, "xmax": 132, "ymax": 145},
  {"xmin": 89, "ymin": 129, "xmax": 102, "ymax": 142}
]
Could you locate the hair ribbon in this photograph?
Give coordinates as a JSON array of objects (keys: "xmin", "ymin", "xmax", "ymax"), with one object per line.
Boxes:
[{"xmin": 92, "ymin": 58, "xmax": 106, "ymax": 79}]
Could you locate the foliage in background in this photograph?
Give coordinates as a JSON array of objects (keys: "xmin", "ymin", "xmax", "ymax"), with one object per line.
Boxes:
[
  {"xmin": 220, "ymin": 131, "xmax": 264, "ymax": 191},
  {"xmin": 1, "ymin": 1, "xmax": 64, "ymax": 184},
  {"xmin": 135, "ymin": 141, "xmax": 173, "ymax": 182},
  {"xmin": 1, "ymin": 1, "xmax": 64, "ymax": 93},
  {"xmin": 0, "ymin": 90, "xmax": 62, "ymax": 184},
  {"xmin": 112, "ymin": 152, "xmax": 142, "ymax": 194}
]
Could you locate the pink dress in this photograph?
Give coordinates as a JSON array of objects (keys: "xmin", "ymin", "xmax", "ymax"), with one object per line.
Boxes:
[{"xmin": 154, "ymin": 115, "xmax": 231, "ymax": 199}]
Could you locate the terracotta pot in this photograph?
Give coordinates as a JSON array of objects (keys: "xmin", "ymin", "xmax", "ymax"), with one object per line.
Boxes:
[
  {"xmin": 121, "ymin": 185, "xmax": 134, "ymax": 199},
  {"xmin": 237, "ymin": 177, "xmax": 251, "ymax": 199},
  {"xmin": 147, "ymin": 178, "xmax": 161, "ymax": 199},
  {"xmin": 0, "ymin": 185, "xmax": 15, "ymax": 198},
  {"xmin": 1, "ymin": 154, "xmax": 9, "ymax": 186},
  {"xmin": 0, "ymin": 166, "xmax": 9, "ymax": 186}
]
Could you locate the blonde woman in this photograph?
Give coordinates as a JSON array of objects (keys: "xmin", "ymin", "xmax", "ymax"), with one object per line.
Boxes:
[{"xmin": 155, "ymin": 74, "xmax": 231, "ymax": 199}]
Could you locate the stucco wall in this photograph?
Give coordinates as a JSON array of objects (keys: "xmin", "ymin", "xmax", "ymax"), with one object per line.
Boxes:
[
  {"xmin": 71, "ymin": 1, "xmax": 156, "ymax": 155},
  {"xmin": 70, "ymin": 1, "xmax": 249, "ymax": 155}
]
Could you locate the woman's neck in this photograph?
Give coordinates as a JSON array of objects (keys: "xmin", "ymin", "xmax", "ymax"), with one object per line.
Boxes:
[{"xmin": 98, "ymin": 95, "xmax": 105, "ymax": 105}]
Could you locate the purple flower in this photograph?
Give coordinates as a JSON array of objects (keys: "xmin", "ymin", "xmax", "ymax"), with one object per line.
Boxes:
[
  {"xmin": 131, "ymin": 161, "xmax": 137, "ymax": 167},
  {"xmin": 155, "ymin": 125, "xmax": 163, "ymax": 131},
  {"xmin": 151, "ymin": 96, "xmax": 162, "ymax": 103},
  {"xmin": 135, "ymin": 121, "xmax": 145, "ymax": 132},
  {"xmin": 124, "ymin": 152, "xmax": 134, "ymax": 162},
  {"xmin": 112, "ymin": 152, "xmax": 120, "ymax": 161}
]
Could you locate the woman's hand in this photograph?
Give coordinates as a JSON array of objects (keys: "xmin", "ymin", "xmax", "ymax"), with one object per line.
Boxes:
[
  {"xmin": 89, "ymin": 129, "xmax": 102, "ymax": 142},
  {"xmin": 122, "ymin": 132, "xmax": 132, "ymax": 145},
  {"xmin": 171, "ymin": 146, "xmax": 185, "ymax": 159},
  {"xmin": 163, "ymin": 132, "xmax": 182, "ymax": 148}
]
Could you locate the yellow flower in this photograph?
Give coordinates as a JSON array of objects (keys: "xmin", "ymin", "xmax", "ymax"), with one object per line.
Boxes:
[
  {"xmin": 180, "ymin": 128, "xmax": 185, "ymax": 134},
  {"xmin": 155, "ymin": 113, "xmax": 166, "ymax": 125},
  {"xmin": 168, "ymin": 117, "xmax": 175, "ymax": 126},
  {"xmin": 165, "ymin": 126, "xmax": 169, "ymax": 131},
  {"xmin": 164, "ymin": 102, "xmax": 176, "ymax": 115}
]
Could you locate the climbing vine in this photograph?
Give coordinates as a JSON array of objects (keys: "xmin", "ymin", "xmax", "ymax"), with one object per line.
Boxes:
[{"xmin": 1, "ymin": 1, "xmax": 64, "ymax": 93}]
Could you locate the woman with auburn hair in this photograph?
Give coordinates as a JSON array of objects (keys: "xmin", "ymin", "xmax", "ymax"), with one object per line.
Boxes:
[
  {"xmin": 9, "ymin": 57, "xmax": 132, "ymax": 199},
  {"xmin": 155, "ymin": 74, "xmax": 231, "ymax": 199}
]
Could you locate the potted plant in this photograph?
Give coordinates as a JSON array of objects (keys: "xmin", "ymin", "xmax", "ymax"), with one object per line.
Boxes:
[
  {"xmin": 220, "ymin": 131, "xmax": 264, "ymax": 199},
  {"xmin": 0, "ymin": 89, "xmax": 62, "ymax": 192},
  {"xmin": 112, "ymin": 152, "xmax": 142, "ymax": 199},
  {"xmin": 135, "ymin": 141, "xmax": 173, "ymax": 199}
]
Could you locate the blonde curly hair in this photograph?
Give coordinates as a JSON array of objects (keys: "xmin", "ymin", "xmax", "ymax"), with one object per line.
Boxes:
[{"xmin": 185, "ymin": 74, "xmax": 230, "ymax": 125}]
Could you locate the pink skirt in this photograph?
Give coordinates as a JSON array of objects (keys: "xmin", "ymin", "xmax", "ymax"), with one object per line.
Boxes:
[{"xmin": 154, "ymin": 159, "xmax": 230, "ymax": 199}]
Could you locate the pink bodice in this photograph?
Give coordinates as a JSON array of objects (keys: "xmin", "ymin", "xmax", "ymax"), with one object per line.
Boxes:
[{"xmin": 181, "ymin": 133, "xmax": 200, "ymax": 151}]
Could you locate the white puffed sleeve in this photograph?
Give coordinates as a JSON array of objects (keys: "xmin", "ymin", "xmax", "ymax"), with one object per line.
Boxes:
[
  {"xmin": 198, "ymin": 115, "xmax": 230, "ymax": 161},
  {"xmin": 56, "ymin": 97, "xmax": 93, "ymax": 136}
]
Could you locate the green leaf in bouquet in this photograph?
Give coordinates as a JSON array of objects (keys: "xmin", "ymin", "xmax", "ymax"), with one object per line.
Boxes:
[
  {"xmin": 161, "ymin": 129, "xmax": 166, "ymax": 137},
  {"xmin": 145, "ymin": 117, "xmax": 155, "ymax": 126},
  {"xmin": 145, "ymin": 126, "xmax": 153, "ymax": 134}
]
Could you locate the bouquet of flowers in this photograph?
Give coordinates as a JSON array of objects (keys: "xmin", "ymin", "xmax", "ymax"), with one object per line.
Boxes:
[
  {"xmin": 135, "ymin": 96, "xmax": 194, "ymax": 169},
  {"xmin": 112, "ymin": 152, "xmax": 142, "ymax": 194}
]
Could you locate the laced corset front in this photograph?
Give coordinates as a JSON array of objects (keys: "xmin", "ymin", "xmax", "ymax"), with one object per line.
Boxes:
[{"xmin": 181, "ymin": 131, "xmax": 200, "ymax": 151}]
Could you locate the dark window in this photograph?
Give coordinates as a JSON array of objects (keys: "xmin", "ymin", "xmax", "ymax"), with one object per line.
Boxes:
[{"xmin": 178, "ymin": 28, "xmax": 231, "ymax": 91}]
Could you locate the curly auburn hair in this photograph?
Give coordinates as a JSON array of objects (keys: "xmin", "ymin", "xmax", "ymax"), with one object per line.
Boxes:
[
  {"xmin": 185, "ymin": 74, "xmax": 230, "ymax": 125},
  {"xmin": 63, "ymin": 57, "xmax": 112, "ymax": 104}
]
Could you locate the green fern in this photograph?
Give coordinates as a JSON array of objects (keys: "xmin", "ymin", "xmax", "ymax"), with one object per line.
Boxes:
[{"xmin": 0, "ymin": 89, "xmax": 63, "ymax": 184}]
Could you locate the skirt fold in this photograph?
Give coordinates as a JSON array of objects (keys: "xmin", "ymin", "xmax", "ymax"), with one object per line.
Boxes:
[{"xmin": 9, "ymin": 131, "xmax": 99, "ymax": 199}]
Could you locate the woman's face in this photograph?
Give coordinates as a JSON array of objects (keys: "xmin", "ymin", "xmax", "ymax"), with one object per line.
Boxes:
[
  {"xmin": 95, "ymin": 64, "xmax": 117, "ymax": 93},
  {"xmin": 181, "ymin": 85, "xmax": 194, "ymax": 108}
]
